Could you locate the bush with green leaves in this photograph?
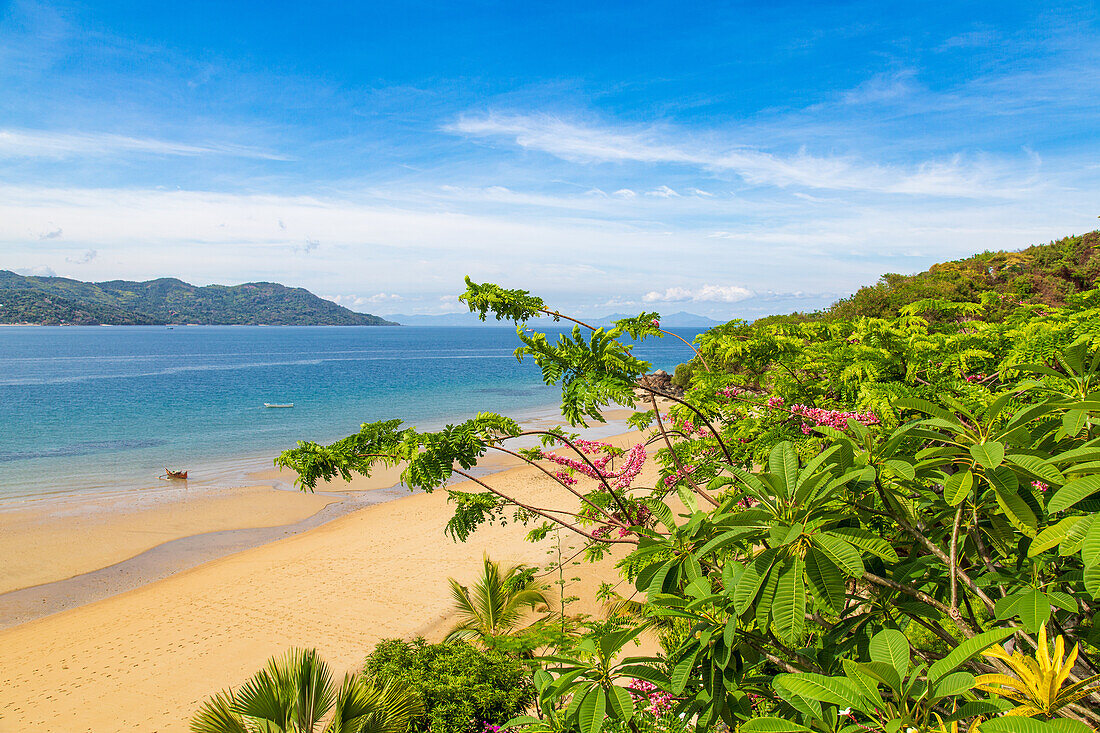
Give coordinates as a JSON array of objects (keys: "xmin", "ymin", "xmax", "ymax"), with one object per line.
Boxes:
[
  {"xmin": 277, "ymin": 250, "xmax": 1100, "ymax": 732},
  {"xmin": 363, "ymin": 638, "xmax": 534, "ymax": 733}
]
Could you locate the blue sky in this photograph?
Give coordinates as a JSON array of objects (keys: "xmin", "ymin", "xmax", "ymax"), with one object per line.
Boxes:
[{"xmin": 1, "ymin": 1, "xmax": 1098, "ymax": 317}]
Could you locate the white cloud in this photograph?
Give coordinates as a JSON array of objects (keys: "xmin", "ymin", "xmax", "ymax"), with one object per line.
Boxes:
[
  {"xmin": 646, "ymin": 185, "xmax": 680, "ymax": 198},
  {"xmin": 38, "ymin": 226, "xmax": 63, "ymax": 240},
  {"xmin": 612, "ymin": 189, "xmax": 636, "ymax": 198},
  {"xmin": 325, "ymin": 293, "xmax": 404, "ymax": 310},
  {"xmin": 643, "ymin": 285, "xmax": 754, "ymax": 303},
  {"xmin": 447, "ymin": 112, "xmax": 1032, "ymax": 198},
  {"xmin": 65, "ymin": 248, "xmax": 97, "ymax": 264},
  {"xmin": 0, "ymin": 128, "xmax": 289, "ymax": 161},
  {"xmin": 15, "ymin": 265, "xmax": 57, "ymax": 277}
]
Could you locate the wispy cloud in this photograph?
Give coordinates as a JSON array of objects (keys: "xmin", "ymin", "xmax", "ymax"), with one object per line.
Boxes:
[
  {"xmin": 0, "ymin": 129, "xmax": 290, "ymax": 161},
  {"xmin": 446, "ymin": 112, "xmax": 1033, "ymax": 197}
]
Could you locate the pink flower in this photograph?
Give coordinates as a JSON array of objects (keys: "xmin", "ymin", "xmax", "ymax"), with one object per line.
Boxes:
[
  {"xmin": 1031, "ymin": 480, "xmax": 1049, "ymax": 492},
  {"xmin": 789, "ymin": 404, "xmax": 879, "ymax": 431},
  {"xmin": 767, "ymin": 396, "xmax": 785, "ymax": 408},
  {"xmin": 651, "ymin": 319, "xmax": 660, "ymax": 328}
]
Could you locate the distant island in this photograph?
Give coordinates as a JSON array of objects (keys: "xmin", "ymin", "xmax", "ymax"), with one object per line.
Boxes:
[{"xmin": 0, "ymin": 271, "xmax": 397, "ymax": 326}]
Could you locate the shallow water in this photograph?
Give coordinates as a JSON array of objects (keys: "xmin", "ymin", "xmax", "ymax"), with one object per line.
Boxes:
[{"xmin": 0, "ymin": 325, "xmax": 701, "ymax": 501}]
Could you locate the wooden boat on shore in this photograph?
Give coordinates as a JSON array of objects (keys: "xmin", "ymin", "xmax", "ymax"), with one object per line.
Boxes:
[
  {"xmin": 263, "ymin": 403, "xmax": 294, "ymax": 408},
  {"xmin": 162, "ymin": 468, "xmax": 188, "ymax": 480}
]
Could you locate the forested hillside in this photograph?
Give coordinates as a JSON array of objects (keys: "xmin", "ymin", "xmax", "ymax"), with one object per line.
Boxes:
[
  {"xmin": 0, "ymin": 271, "xmax": 397, "ymax": 325},
  {"xmin": 754, "ymin": 230, "xmax": 1100, "ymax": 328}
]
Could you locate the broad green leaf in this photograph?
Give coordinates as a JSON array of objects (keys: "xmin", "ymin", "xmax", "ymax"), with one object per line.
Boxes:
[
  {"xmin": 884, "ymin": 459, "xmax": 915, "ymax": 481},
  {"xmin": 756, "ymin": 563, "xmax": 781, "ymax": 632},
  {"xmin": 723, "ymin": 614, "xmax": 739, "ymax": 648},
  {"xmin": 928, "ymin": 628, "xmax": 1014, "ymax": 682},
  {"xmin": 989, "ymin": 469, "xmax": 1037, "ymax": 537},
  {"xmin": 811, "ymin": 534, "xmax": 865, "ymax": 577},
  {"xmin": 778, "ymin": 674, "xmax": 866, "ymax": 710},
  {"xmin": 695, "ymin": 526, "xmax": 761, "ymax": 557},
  {"xmin": 769, "ymin": 442, "xmax": 800, "ymax": 500},
  {"xmin": 826, "ymin": 527, "xmax": 900, "ymax": 562},
  {"xmin": 805, "ymin": 548, "xmax": 845, "ymax": 614},
  {"xmin": 849, "ymin": 660, "xmax": 901, "ymax": 692},
  {"xmin": 773, "ymin": 557, "xmax": 806, "ymax": 645},
  {"xmin": 994, "ymin": 592, "xmax": 1025, "ymax": 620},
  {"xmin": 1007, "ymin": 454, "xmax": 1066, "ymax": 485},
  {"xmin": 933, "ymin": 671, "xmax": 975, "ymax": 699},
  {"xmin": 1030, "ymin": 516, "xmax": 1082, "ymax": 556},
  {"xmin": 577, "ymin": 686, "xmax": 606, "ymax": 733},
  {"xmin": 670, "ymin": 644, "xmax": 702, "ymax": 694},
  {"xmin": 1048, "ymin": 591, "xmax": 1078, "ymax": 613},
  {"xmin": 606, "ymin": 686, "xmax": 633, "ymax": 721},
  {"xmin": 944, "ymin": 470, "xmax": 974, "ymax": 506},
  {"xmin": 734, "ymin": 548, "xmax": 777, "ymax": 614},
  {"xmin": 739, "ymin": 719, "xmax": 814, "ymax": 733},
  {"xmin": 1016, "ymin": 589, "xmax": 1051, "ymax": 633},
  {"xmin": 1048, "ymin": 475, "xmax": 1100, "ymax": 514},
  {"xmin": 1060, "ymin": 514, "xmax": 1095, "ymax": 555},
  {"xmin": 970, "ymin": 441, "xmax": 1005, "ymax": 470},
  {"xmin": 841, "ymin": 659, "xmax": 885, "ymax": 708},
  {"xmin": 868, "ymin": 629, "xmax": 910, "ymax": 680},
  {"xmin": 1084, "ymin": 564, "xmax": 1100, "ymax": 598},
  {"xmin": 1062, "ymin": 409, "xmax": 1088, "ymax": 438},
  {"xmin": 981, "ymin": 719, "xmax": 1092, "ymax": 733},
  {"xmin": 1084, "ymin": 519, "xmax": 1100, "ymax": 566}
]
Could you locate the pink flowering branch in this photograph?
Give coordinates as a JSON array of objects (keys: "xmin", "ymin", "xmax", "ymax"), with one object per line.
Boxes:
[{"xmin": 486, "ymin": 444, "xmax": 623, "ymax": 526}]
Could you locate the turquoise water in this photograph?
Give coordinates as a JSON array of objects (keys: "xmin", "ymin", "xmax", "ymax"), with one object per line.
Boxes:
[{"xmin": 0, "ymin": 325, "xmax": 702, "ymax": 501}]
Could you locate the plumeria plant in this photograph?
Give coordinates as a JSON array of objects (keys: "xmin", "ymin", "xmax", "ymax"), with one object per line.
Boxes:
[{"xmin": 277, "ymin": 277, "xmax": 1100, "ymax": 731}]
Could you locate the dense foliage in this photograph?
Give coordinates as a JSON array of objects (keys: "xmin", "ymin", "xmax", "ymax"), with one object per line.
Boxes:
[
  {"xmin": 274, "ymin": 232, "xmax": 1100, "ymax": 732},
  {"xmin": 0, "ymin": 270, "xmax": 396, "ymax": 325},
  {"xmin": 363, "ymin": 639, "xmax": 535, "ymax": 733},
  {"xmin": 762, "ymin": 230, "xmax": 1100, "ymax": 325}
]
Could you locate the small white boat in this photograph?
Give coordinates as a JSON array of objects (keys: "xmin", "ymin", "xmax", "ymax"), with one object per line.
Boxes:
[{"xmin": 263, "ymin": 403, "xmax": 294, "ymax": 408}]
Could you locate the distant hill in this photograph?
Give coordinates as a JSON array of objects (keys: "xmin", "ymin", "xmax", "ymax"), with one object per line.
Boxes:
[
  {"xmin": 0, "ymin": 271, "xmax": 397, "ymax": 326},
  {"xmin": 384, "ymin": 310, "xmax": 723, "ymax": 327}
]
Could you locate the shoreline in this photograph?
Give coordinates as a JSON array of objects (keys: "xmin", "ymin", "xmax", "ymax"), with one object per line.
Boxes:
[
  {"xmin": 0, "ymin": 407, "xmax": 638, "ymax": 627},
  {"xmin": 0, "ymin": 421, "xmax": 661, "ymax": 732}
]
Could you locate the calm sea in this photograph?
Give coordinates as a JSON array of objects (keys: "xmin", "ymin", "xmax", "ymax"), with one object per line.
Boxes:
[{"xmin": 0, "ymin": 325, "xmax": 703, "ymax": 501}]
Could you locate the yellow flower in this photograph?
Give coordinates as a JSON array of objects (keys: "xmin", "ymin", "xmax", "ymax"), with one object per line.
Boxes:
[{"xmin": 974, "ymin": 622, "xmax": 1100, "ymax": 718}]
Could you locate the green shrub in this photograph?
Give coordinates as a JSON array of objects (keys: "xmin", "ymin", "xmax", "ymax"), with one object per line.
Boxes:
[
  {"xmin": 364, "ymin": 638, "xmax": 534, "ymax": 733},
  {"xmin": 671, "ymin": 361, "xmax": 695, "ymax": 389}
]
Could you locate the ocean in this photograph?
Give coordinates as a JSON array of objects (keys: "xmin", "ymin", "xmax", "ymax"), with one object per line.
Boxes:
[{"xmin": 0, "ymin": 325, "xmax": 704, "ymax": 502}]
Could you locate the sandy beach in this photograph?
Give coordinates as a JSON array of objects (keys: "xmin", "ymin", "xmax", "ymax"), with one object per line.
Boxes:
[{"xmin": 0, "ymin": 426, "xmax": 658, "ymax": 733}]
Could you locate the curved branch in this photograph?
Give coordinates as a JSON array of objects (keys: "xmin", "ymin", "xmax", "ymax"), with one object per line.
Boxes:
[
  {"xmin": 486, "ymin": 445, "xmax": 623, "ymax": 526},
  {"xmin": 634, "ymin": 385, "xmax": 735, "ymax": 464},
  {"xmin": 451, "ymin": 468, "xmax": 638, "ymax": 545},
  {"xmin": 647, "ymin": 390, "xmax": 719, "ymax": 507}
]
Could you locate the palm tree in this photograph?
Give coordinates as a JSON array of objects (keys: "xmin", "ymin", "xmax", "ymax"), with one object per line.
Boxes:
[
  {"xmin": 191, "ymin": 648, "xmax": 422, "ymax": 733},
  {"xmin": 444, "ymin": 554, "xmax": 553, "ymax": 647}
]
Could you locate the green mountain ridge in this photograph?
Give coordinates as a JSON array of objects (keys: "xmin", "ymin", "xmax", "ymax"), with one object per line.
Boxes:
[{"xmin": 0, "ymin": 271, "xmax": 397, "ymax": 326}]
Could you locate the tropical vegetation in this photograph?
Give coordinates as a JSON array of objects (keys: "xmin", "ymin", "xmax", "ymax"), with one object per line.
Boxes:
[
  {"xmin": 363, "ymin": 638, "xmax": 535, "ymax": 733},
  {"xmin": 262, "ymin": 230, "xmax": 1100, "ymax": 731},
  {"xmin": 190, "ymin": 648, "xmax": 423, "ymax": 733},
  {"xmin": 445, "ymin": 554, "xmax": 553, "ymax": 648}
]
